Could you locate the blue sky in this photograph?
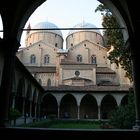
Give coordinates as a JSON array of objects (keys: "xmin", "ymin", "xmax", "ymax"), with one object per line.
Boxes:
[{"xmin": 1, "ymin": 0, "xmax": 103, "ymax": 47}]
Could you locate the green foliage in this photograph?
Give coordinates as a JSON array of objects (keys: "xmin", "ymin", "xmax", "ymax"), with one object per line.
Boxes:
[
  {"xmin": 8, "ymin": 108, "xmax": 21, "ymax": 121},
  {"xmin": 19, "ymin": 120, "xmax": 102, "ymax": 129},
  {"xmin": 109, "ymin": 88, "xmax": 135, "ymax": 129},
  {"xmin": 95, "ymin": 4, "xmax": 132, "ymax": 81}
]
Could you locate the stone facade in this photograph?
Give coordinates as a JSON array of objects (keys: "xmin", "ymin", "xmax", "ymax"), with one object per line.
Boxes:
[
  {"xmin": 16, "ymin": 21, "xmax": 131, "ymax": 119},
  {"xmin": 17, "ymin": 21, "xmax": 130, "ymax": 87}
]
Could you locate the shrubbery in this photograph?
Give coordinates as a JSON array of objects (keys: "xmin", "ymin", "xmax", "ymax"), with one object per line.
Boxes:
[
  {"xmin": 109, "ymin": 88, "xmax": 135, "ymax": 129},
  {"xmin": 8, "ymin": 108, "xmax": 21, "ymax": 125}
]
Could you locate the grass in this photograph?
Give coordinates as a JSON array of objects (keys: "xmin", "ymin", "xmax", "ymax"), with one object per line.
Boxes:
[{"xmin": 18, "ymin": 119, "xmax": 108, "ymax": 129}]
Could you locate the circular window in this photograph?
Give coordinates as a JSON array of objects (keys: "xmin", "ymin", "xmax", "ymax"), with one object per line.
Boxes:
[{"xmin": 75, "ymin": 70, "xmax": 80, "ymax": 77}]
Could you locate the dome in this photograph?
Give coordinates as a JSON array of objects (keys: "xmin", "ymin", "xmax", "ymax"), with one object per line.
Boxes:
[
  {"xmin": 30, "ymin": 21, "xmax": 63, "ymax": 37},
  {"xmin": 68, "ymin": 22, "xmax": 101, "ymax": 36}
]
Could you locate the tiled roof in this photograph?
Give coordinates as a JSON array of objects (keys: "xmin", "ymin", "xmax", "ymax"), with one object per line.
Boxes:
[
  {"xmin": 64, "ymin": 76, "xmax": 92, "ymax": 81},
  {"xmin": 96, "ymin": 67, "xmax": 115, "ymax": 74},
  {"xmin": 44, "ymin": 84, "xmax": 130, "ymax": 92},
  {"xmin": 26, "ymin": 66, "xmax": 56, "ymax": 73}
]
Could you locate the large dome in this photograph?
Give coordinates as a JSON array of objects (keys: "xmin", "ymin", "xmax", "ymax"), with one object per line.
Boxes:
[
  {"xmin": 68, "ymin": 22, "xmax": 101, "ymax": 36},
  {"xmin": 30, "ymin": 21, "xmax": 63, "ymax": 37}
]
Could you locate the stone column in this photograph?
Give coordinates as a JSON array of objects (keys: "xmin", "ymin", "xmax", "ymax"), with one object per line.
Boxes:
[
  {"xmin": 98, "ymin": 106, "xmax": 101, "ymax": 120},
  {"xmin": 77, "ymin": 106, "xmax": 80, "ymax": 120},
  {"xmin": 59, "ymin": 68, "xmax": 63, "ymax": 85},
  {"xmin": 0, "ymin": 38, "xmax": 20, "ymax": 127},
  {"xmin": 131, "ymin": 51, "xmax": 140, "ymax": 130},
  {"xmin": 22, "ymin": 98, "xmax": 25, "ymax": 116},
  {"xmin": 93, "ymin": 68, "xmax": 96, "ymax": 85},
  {"xmin": 12, "ymin": 95, "xmax": 16, "ymax": 108},
  {"xmin": 129, "ymin": 31, "xmax": 140, "ymax": 130},
  {"xmin": 29, "ymin": 100, "xmax": 32, "ymax": 117},
  {"xmin": 57, "ymin": 106, "xmax": 60, "ymax": 119},
  {"xmin": 34, "ymin": 103, "xmax": 37, "ymax": 118},
  {"xmin": 37, "ymin": 103, "xmax": 41, "ymax": 120}
]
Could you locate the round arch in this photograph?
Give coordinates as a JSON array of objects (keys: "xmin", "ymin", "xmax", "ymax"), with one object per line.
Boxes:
[
  {"xmin": 60, "ymin": 94, "xmax": 77, "ymax": 119},
  {"xmin": 41, "ymin": 93, "xmax": 58, "ymax": 118},
  {"xmin": 121, "ymin": 94, "xmax": 128, "ymax": 106},
  {"xmin": 98, "ymin": 0, "xmax": 129, "ymax": 42},
  {"xmin": 101, "ymin": 94, "xmax": 117, "ymax": 119},
  {"xmin": 11, "ymin": 0, "xmax": 131, "ymax": 47},
  {"xmin": 80, "ymin": 94, "xmax": 98, "ymax": 119}
]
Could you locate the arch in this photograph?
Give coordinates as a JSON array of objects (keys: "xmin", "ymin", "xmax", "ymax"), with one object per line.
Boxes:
[
  {"xmin": 80, "ymin": 94, "xmax": 98, "ymax": 119},
  {"xmin": 101, "ymin": 94, "xmax": 117, "ymax": 119},
  {"xmin": 98, "ymin": 0, "xmax": 129, "ymax": 42},
  {"xmin": 0, "ymin": 0, "xmax": 136, "ymax": 127},
  {"xmin": 60, "ymin": 94, "xmax": 77, "ymax": 119},
  {"xmin": 41, "ymin": 93, "xmax": 58, "ymax": 118},
  {"xmin": 120, "ymin": 94, "xmax": 128, "ymax": 106},
  {"xmin": 0, "ymin": 0, "xmax": 130, "ymax": 49},
  {"xmin": 17, "ymin": 0, "xmax": 47, "ymax": 41}
]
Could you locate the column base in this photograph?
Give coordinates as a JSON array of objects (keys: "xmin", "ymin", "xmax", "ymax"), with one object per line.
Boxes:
[{"xmin": 133, "ymin": 120, "xmax": 140, "ymax": 130}]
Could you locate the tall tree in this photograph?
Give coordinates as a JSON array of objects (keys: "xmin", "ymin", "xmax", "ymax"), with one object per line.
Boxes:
[
  {"xmin": 95, "ymin": 4, "xmax": 132, "ymax": 81},
  {"xmin": 109, "ymin": 88, "xmax": 135, "ymax": 129}
]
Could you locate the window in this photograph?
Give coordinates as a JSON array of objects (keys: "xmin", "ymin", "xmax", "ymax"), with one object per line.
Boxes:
[
  {"xmin": 30, "ymin": 54, "xmax": 36, "ymax": 64},
  {"xmin": 77, "ymin": 55, "xmax": 82, "ymax": 62},
  {"xmin": 55, "ymin": 43, "xmax": 57, "ymax": 47},
  {"xmin": 44, "ymin": 54, "xmax": 50, "ymax": 64},
  {"xmin": 47, "ymin": 79, "xmax": 51, "ymax": 87},
  {"xmin": 91, "ymin": 55, "xmax": 96, "ymax": 64}
]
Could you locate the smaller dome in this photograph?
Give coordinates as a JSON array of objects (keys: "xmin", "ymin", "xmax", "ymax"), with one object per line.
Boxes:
[
  {"xmin": 68, "ymin": 22, "xmax": 101, "ymax": 36},
  {"xmin": 30, "ymin": 21, "xmax": 63, "ymax": 37}
]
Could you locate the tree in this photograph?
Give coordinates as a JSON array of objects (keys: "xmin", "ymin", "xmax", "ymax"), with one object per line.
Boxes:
[
  {"xmin": 109, "ymin": 88, "xmax": 135, "ymax": 129},
  {"xmin": 8, "ymin": 108, "xmax": 21, "ymax": 126},
  {"xmin": 95, "ymin": 4, "xmax": 132, "ymax": 81}
]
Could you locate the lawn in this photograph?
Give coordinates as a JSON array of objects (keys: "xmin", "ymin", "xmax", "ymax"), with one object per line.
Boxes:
[{"xmin": 19, "ymin": 119, "xmax": 108, "ymax": 129}]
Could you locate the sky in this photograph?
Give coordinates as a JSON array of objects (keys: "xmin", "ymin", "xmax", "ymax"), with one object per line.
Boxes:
[{"xmin": 0, "ymin": 0, "xmax": 103, "ymax": 47}]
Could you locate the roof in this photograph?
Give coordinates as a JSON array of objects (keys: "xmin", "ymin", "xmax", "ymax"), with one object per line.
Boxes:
[
  {"xmin": 43, "ymin": 84, "xmax": 130, "ymax": 92},
  {"xmin": 96, "ymin": 67, "xmax": 115, "ymax": 74},
  {"xmin": 26, "ymin": 66, "xmax": 56, "ymax": 73},
  {"xmin": 68, "ymin": 22, "xmax": 101, "ymax": 36},
  {"xmin": 30, "ymin": 21, "xmax": 63, "ymax": 37},
  {"xmin": 64, "ymin": 76, "xmax": 92, "ymax": 82}
]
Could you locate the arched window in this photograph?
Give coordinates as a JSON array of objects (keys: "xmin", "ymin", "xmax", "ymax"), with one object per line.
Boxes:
[
  {"xmin": 44, "ymin": 54, "xmax": 50, "ymax": 64},
  {"xmin": 30, "ymin": 54, "xmax": 36, "ymax": 64},
  {"xmin": 47, "ymin": 79, "xmax": 51, "ymax": 87},
  {"xmin": 77, "ymin": 54, "xmax": 82, "ymax": 62},
  {"xmin": 91, "ymin": 55, "xmax": 96, "ymax": 64}
]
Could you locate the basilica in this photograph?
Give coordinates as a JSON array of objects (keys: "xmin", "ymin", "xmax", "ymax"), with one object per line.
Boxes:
[{"xmin": 16, "ymin": 21, "xmax": 131, "ymax": 120}]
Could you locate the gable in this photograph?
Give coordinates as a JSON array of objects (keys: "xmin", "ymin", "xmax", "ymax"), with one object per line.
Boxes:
[{"xmin": 69, "ymin": 40, "xmax": 107, "ymax": 52}]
